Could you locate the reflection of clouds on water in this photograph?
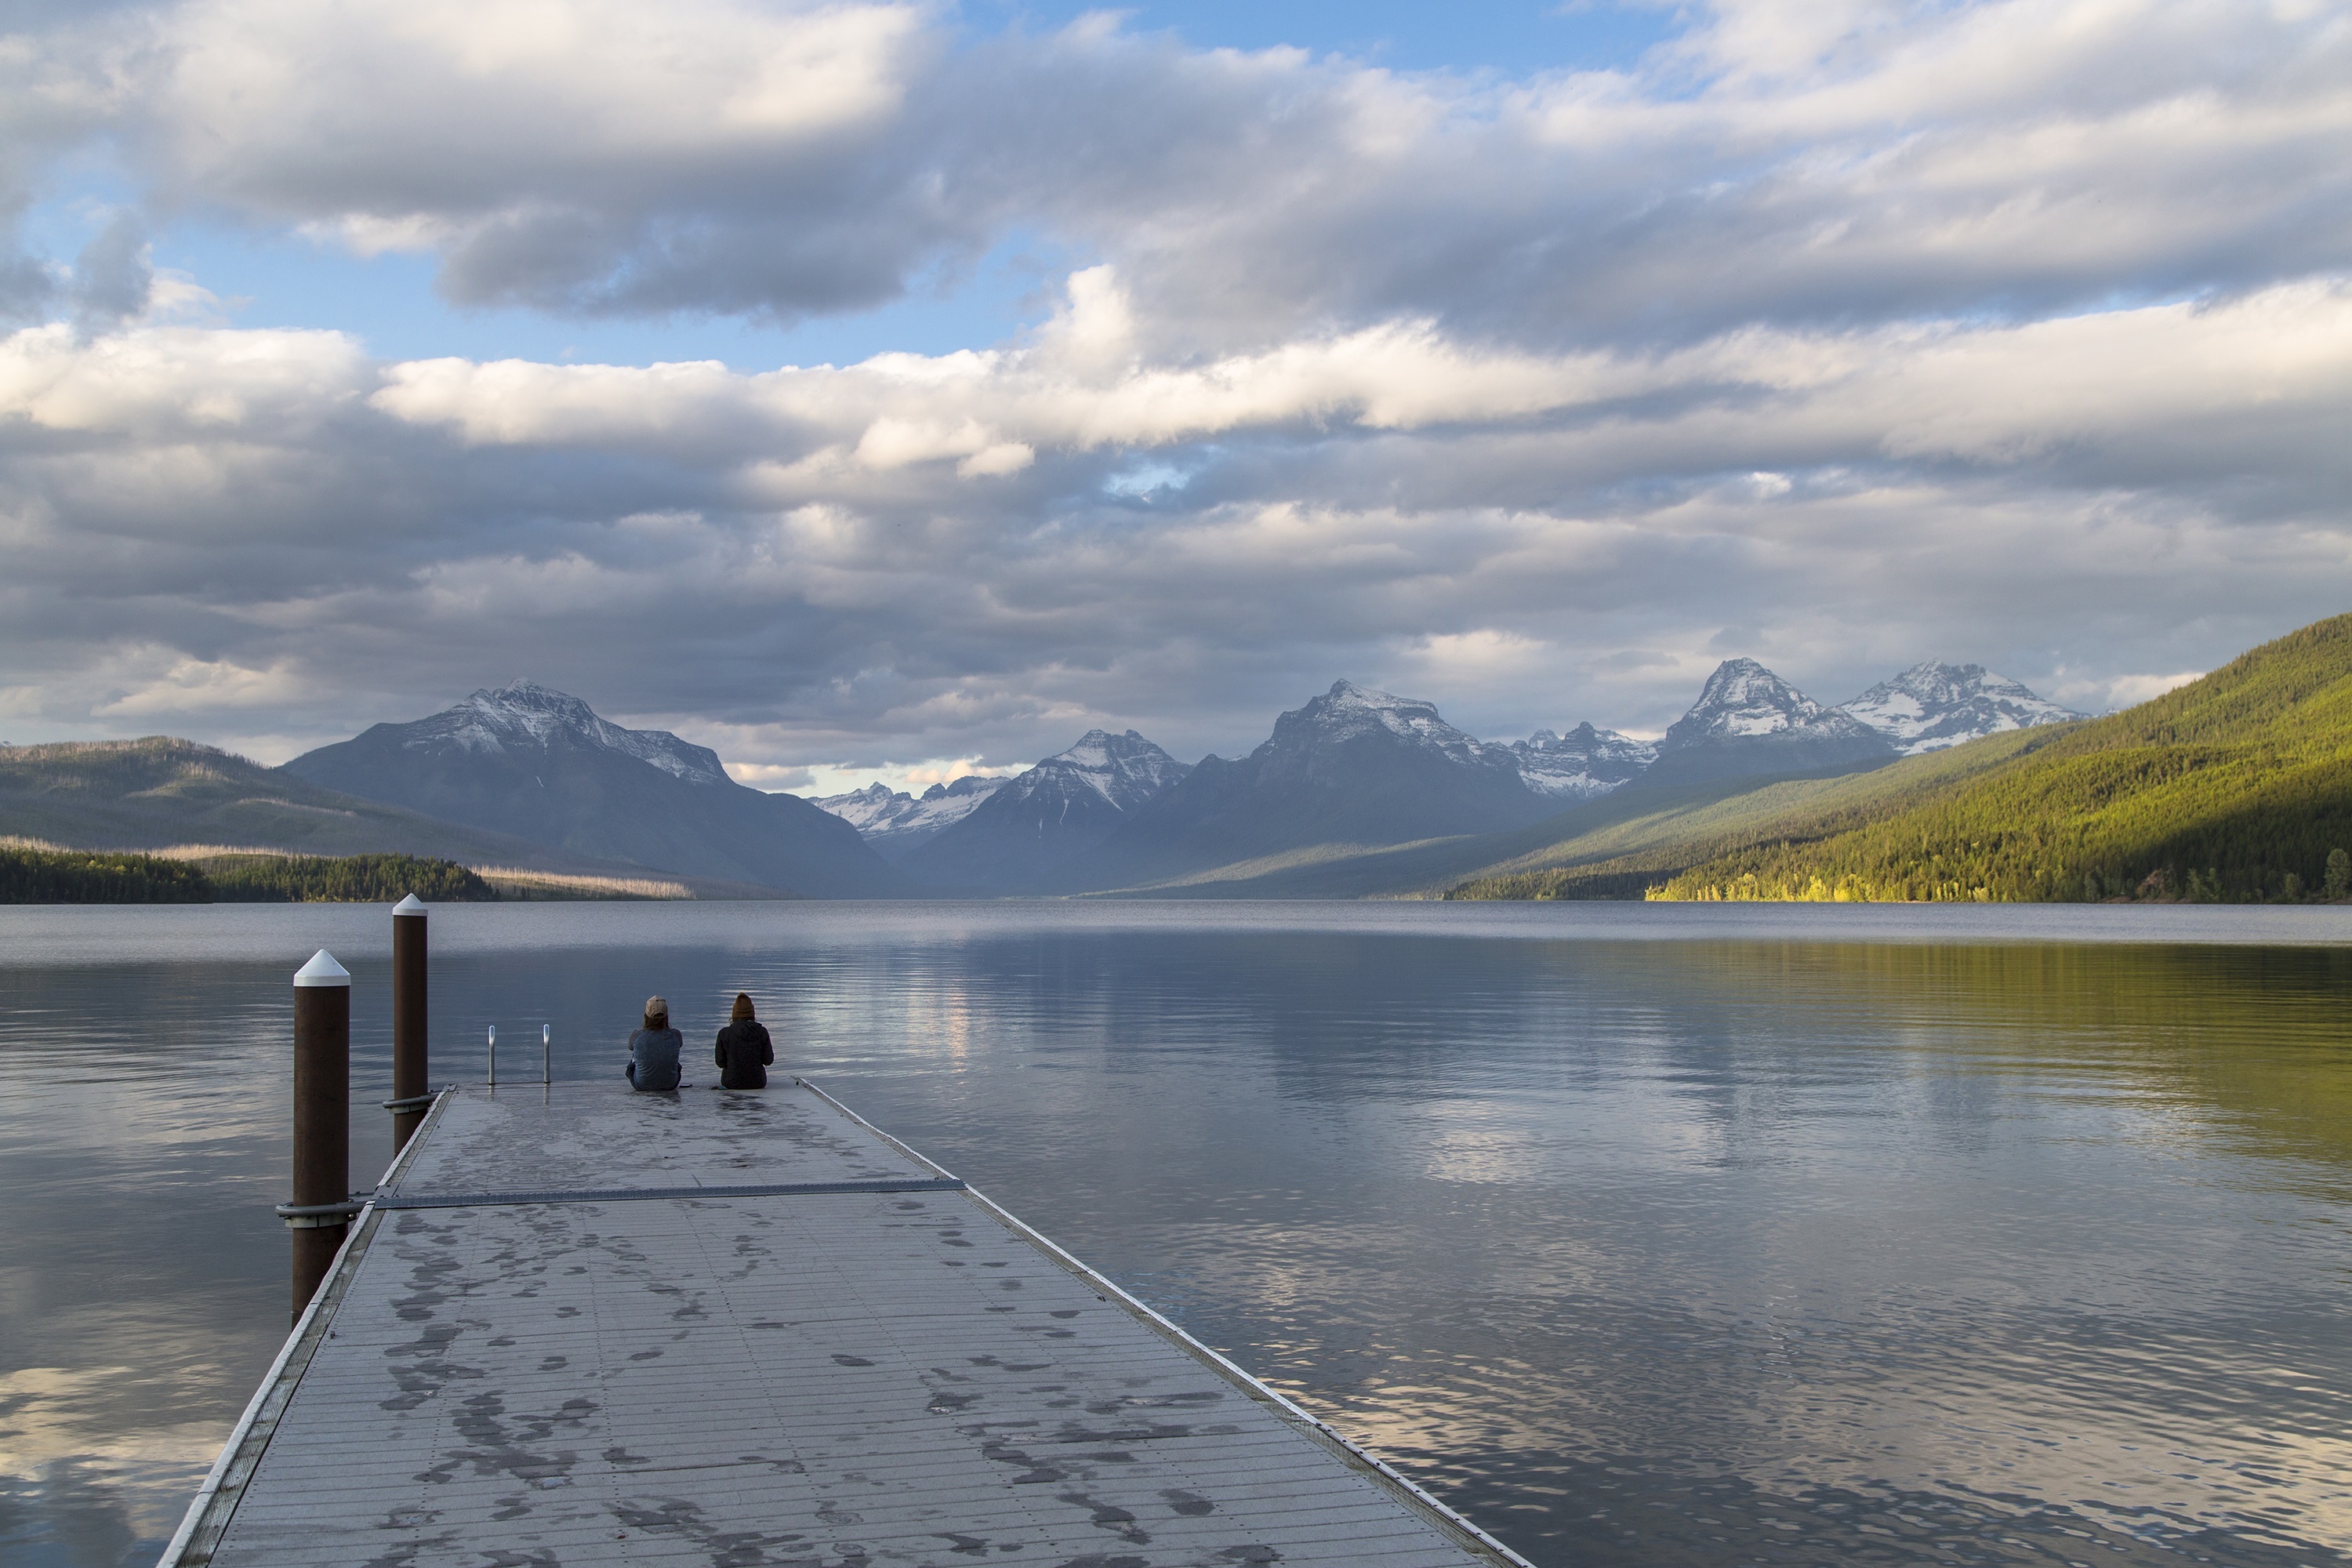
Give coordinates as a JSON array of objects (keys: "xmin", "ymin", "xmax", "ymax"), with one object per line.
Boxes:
[
  {"xmin": 0, "ymin": 1367, "xmax": 227, "ymax": 1475},
  {"xmin": 0, "ymin": 1367, "xmax": 230, "ymax": 1563}
]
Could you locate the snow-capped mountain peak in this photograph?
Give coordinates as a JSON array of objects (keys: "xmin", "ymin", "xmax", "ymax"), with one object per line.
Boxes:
[
  {"xmin": 1662, "ymin": 659, "xmax": 1835, "ymax": 745},
  {"xmin": 898, "ymin": 728, "xmax": 1192, "ymax": 887},
  {"xmin": 1509, "ymin": 722, "xmax": 1659, "ymax": 800},
  {"xmin": 1644, "ymin": 659, "xmax": 1891, "ymax": 783},
  {"xmin": 812, "ymin": 773, "xmax": 1008, "ymax": 851},
  {"xmin": 1014, "ymin": 729, "xmax": 1190, "ymax": 811},
  {"xmin": 408, "ymin": 681, "xmax": 730, "ymax": 784},
  {"xmin": 1838, "ymin": 662, "xmax": 2084, "ymax": 753},
  {"xmin": 1279, "ymin": 681, "xmax": 1495, "ymax": 767}
]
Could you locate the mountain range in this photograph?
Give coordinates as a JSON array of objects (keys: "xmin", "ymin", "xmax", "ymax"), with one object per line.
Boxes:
[
  {"xmin": 812, "ymin": 775, "xmax": 1006, "ymax": 861},
  {"xmin": 1033, "ymin": 682, "xmax": 1560, "ymax": 892},
  {"xmin": 811, "ymin": 659, "xmax": 2083, "ymax": 894},
  {"xmin": 1451, "ymin": 614, "xmax": 2352, "ymax": 906},
  {"xmin": 0, "ymin": 655, "xmax": 2088, "ymax": 902}
]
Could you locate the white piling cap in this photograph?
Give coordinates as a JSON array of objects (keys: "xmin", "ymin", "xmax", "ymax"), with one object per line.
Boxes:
[
  {"xmin": 294, "ymin": 949, "xmax": 351, "ymax": 987},
  {"xmin": 393, "ymin": 894, "xmax": 427, "ymax": 916}
]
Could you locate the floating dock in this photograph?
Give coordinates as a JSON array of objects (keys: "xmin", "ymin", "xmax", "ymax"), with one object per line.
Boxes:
[{"xmin": 162, "ymin": 1079, "xmax": 1527, "ymax": 1566}]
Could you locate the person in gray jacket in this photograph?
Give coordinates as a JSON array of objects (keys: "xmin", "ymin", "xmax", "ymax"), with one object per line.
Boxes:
[{"xmin": 626, "ymin": 996, "xmax": 684, "ymax": 1091}]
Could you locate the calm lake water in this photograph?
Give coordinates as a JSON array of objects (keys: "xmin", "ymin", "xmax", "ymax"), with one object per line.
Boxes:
[{"xmin": 4, "ymin": 900, "xmax": 2350, "ymax": 1568}]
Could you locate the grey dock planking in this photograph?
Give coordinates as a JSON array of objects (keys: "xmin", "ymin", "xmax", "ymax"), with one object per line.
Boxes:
[{"xmin": 163, "ymin": 1079, "xmax": 1529, "ymax": 1568}]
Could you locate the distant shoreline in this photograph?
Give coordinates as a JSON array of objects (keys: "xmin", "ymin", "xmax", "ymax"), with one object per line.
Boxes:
[{"xmin": 0, "ymin": 843, "xmax": 724, "ymax": 905}]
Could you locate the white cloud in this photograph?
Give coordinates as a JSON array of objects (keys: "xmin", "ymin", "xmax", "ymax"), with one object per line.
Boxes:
[
  {"xmin": 2054, "ymin": 669, "xmax": 2208, "ymax": 712},
  {"xmin": 9, "ymin": 0, "xmax": 2316, "ymax": 339},
  {"xmin": 91, "ymin": 652, "xmax": 310, "ymax": 719},
  {"xmin": 0, "ymin": 0, "xmax": 2343, "ymax": 773}
]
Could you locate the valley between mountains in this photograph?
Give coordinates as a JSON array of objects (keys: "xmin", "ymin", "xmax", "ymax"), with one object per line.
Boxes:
[{"xmin": 8, "ymin": 615, "xmax": 2347, "ymax": 902}]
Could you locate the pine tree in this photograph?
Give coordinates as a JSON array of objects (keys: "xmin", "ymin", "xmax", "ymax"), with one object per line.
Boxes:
[{"xmin": 2327, "ymin": 847, "xmax": 2350, "ymax": 900}]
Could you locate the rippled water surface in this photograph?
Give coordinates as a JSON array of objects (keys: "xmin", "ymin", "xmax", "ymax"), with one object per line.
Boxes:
[{"xmin": 5, "ymin": 900, "xmax": 2350, "ymax": 1567}]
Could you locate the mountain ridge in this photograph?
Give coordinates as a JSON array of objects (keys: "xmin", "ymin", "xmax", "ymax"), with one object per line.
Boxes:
[
  {"xmin": 0, "ymin": 736, "xmax": 769, "ymax": 891},
  {"xmin": 901, "ymin": 729, "xmax": 1191, "ymax": 891},
  {"xmin": 1509, "ymin": 724, "xmax": 1658, "ymax": 800},
  {"xmin": 1047, "ymin": 681, "xmax": 1559, "ymax": 892},
  {"xmin": 812, "ymin": 775, "xmax": 1007, "ymax": 861},
  {"xmin": 810, "ymin": 661, "xmax": 2081, "ymax": 895},
  {"xmin": 1838, "ymin": 662, "xmax": 2085, "ymax": 753},
  {"xmin": 1641, "ymin": 659, "xmax": 1897, "ymax": 786},
  {"xmin": 5, "ymin": 654, "xmax": 2089, "ymax": 902},
  {"xmin": 1454, "ymin": 612, "xmax": 2352, "ymax": 904},
  {"xmin": 282, "ymin": 682, "xmax": 906, "ymax": 897}
]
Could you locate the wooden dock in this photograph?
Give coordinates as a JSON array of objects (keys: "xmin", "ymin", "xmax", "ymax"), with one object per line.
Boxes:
[{"xmin": 162, "ymin": 1078, "xmax": 1530, "ymax": 1567}]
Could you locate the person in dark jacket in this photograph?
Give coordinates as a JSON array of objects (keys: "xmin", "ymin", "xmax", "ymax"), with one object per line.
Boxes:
[
  {"xmin": 626, "ymin": 996, "xmax": 684, "ymax": 1091},
  {"xmin": 713, "ymin": 993, "xmax": 775, "ymax": 1090}
]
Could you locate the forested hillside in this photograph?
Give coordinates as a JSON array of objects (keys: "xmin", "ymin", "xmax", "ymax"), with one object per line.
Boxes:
[
  {"xmin": 206, "ymin": 853, "xmax": 494, "ymax": 902},
  {"xmin": 0, "ymin": 846, "xmax": 212, "ymax": 903},
  {"xmin": 1454, "ymin": 613, "xmax": 2352, "ymax": 903},
  {"xmin": 0, "ymin": 845, "xmax": 493, "ymax": 903}
]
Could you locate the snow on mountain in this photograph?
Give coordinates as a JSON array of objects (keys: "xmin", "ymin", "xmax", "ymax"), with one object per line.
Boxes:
[
  {"xmin": 1657, "ymin": 659, "xmax": 1881, "ymax": 750},
  {"xmin": 406, "ymin": 680, "xmax": 730, "ymax": 785},
  {"xmin": 1508, "ymin": 723, "xmax": 1659, "ymax": 800},
  {"xmin": 280, "ymin": 681, "xmax": 905, "ymax": 895},
  {"xmin": 1289, "ymin": 681, "xmax": 1501, "ymax": 766},
  {"xmin": 1642, "ymin": 659, "xmax": 1894, "ymax": 785},
  {"xmin": 1050, "ymin": 682, "xmax": 1565, "ymax": 893},
  {"xmin": 901, "ymin": 730, "xmax": 1191, "ymax": 889},
  {"xmin": 811, "ymin": 775, "xmax": 1007, "ymax": 857},
  {"xmin": 994, "ymin": 730, "xmax": 1191, "ymax": 815},
  {"xmin": 1838, "ymin": 662, "xmax": 2085, "ymax": 753}
]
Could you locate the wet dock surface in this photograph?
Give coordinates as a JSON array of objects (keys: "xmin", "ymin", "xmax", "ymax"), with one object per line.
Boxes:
[{"xmin": 165, "ymin": 1080, "xmax": 1520, "ymax": 1567}]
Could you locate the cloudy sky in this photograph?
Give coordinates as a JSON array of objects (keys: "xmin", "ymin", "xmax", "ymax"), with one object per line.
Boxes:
[{"xmin": 2, "ymin": 0, "xmax": 2347, "ymax": 791}]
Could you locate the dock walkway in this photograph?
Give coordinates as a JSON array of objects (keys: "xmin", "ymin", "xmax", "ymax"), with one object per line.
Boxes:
[{"xmin": 163, "ymin": 1079, "xmax": 1525, "ymax": 1567}]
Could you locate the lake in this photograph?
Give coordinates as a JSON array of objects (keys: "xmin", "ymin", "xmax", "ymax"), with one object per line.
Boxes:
[{"xmin": 3, "ymin": 900, "xmax": 2350, "ymax": 1568}]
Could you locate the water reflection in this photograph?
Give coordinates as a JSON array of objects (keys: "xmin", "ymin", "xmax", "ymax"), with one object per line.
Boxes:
[{"xmin": 2, "ymin": 902, "xmax": 2348, "ymax": 1566}]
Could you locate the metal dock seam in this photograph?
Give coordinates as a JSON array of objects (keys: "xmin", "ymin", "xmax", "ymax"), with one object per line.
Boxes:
[{"xmin": 377, "ymin": 1175, "xmax": 967, "ymax": 1209}]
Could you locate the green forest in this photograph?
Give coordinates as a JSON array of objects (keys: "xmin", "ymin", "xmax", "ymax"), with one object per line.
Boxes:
[
  {"xmin": 1453, "ymin": 612, "xmax": 2352, "ymax": 905},
  {"xmin": 0, "ymin": 847, "xmax": 494, "ymax": 904},
  {"xmin": 0, "ymin": 847, "xmax": 213, "ymax": 903}
]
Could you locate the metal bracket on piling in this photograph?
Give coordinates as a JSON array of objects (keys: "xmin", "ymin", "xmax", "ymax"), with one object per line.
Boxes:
[
  {"xmin": 380, "ymin": 1091, "xmax": 439, "ymax": 1113},
  {"xmin": 274, "ymin": 1199, "xmax": 368, "ymax": 1229}
]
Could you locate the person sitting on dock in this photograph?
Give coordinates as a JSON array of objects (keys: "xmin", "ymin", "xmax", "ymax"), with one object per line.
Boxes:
[
  {"xmin": 713, "ymin": 993, "xmax": 775, "ymax": 1089},
  {"xmin": 626, "ymin": 996, "xmax": 684, "ymax": 1091}
]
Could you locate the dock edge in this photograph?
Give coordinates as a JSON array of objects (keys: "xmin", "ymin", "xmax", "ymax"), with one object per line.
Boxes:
[
  {"xmin": 795, "ymin": 1077, "xmax": 1538, "ymax": 1568},
  {"xmin": 156, "ymin": 1087, "xmax": 455, "ymax": 1568}
]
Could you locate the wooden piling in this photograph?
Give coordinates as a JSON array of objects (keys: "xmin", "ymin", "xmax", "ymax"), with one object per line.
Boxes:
[
  {"xmin": 283, "ymin": 949, "xmax": 350, "ymax": 1323},
  {"xmin": 388, "ymin": 895, "xmax": 428, "ymax": 1152}
]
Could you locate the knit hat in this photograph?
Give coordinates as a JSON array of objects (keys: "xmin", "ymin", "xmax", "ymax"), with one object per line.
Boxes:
[
  {"xmin": 644, "ymin": 994, "xmax": 669, "ymax": 1028},
  {"xmin": 731, "ymin": 993, "xmax": 755, "ymax": 1022}
]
